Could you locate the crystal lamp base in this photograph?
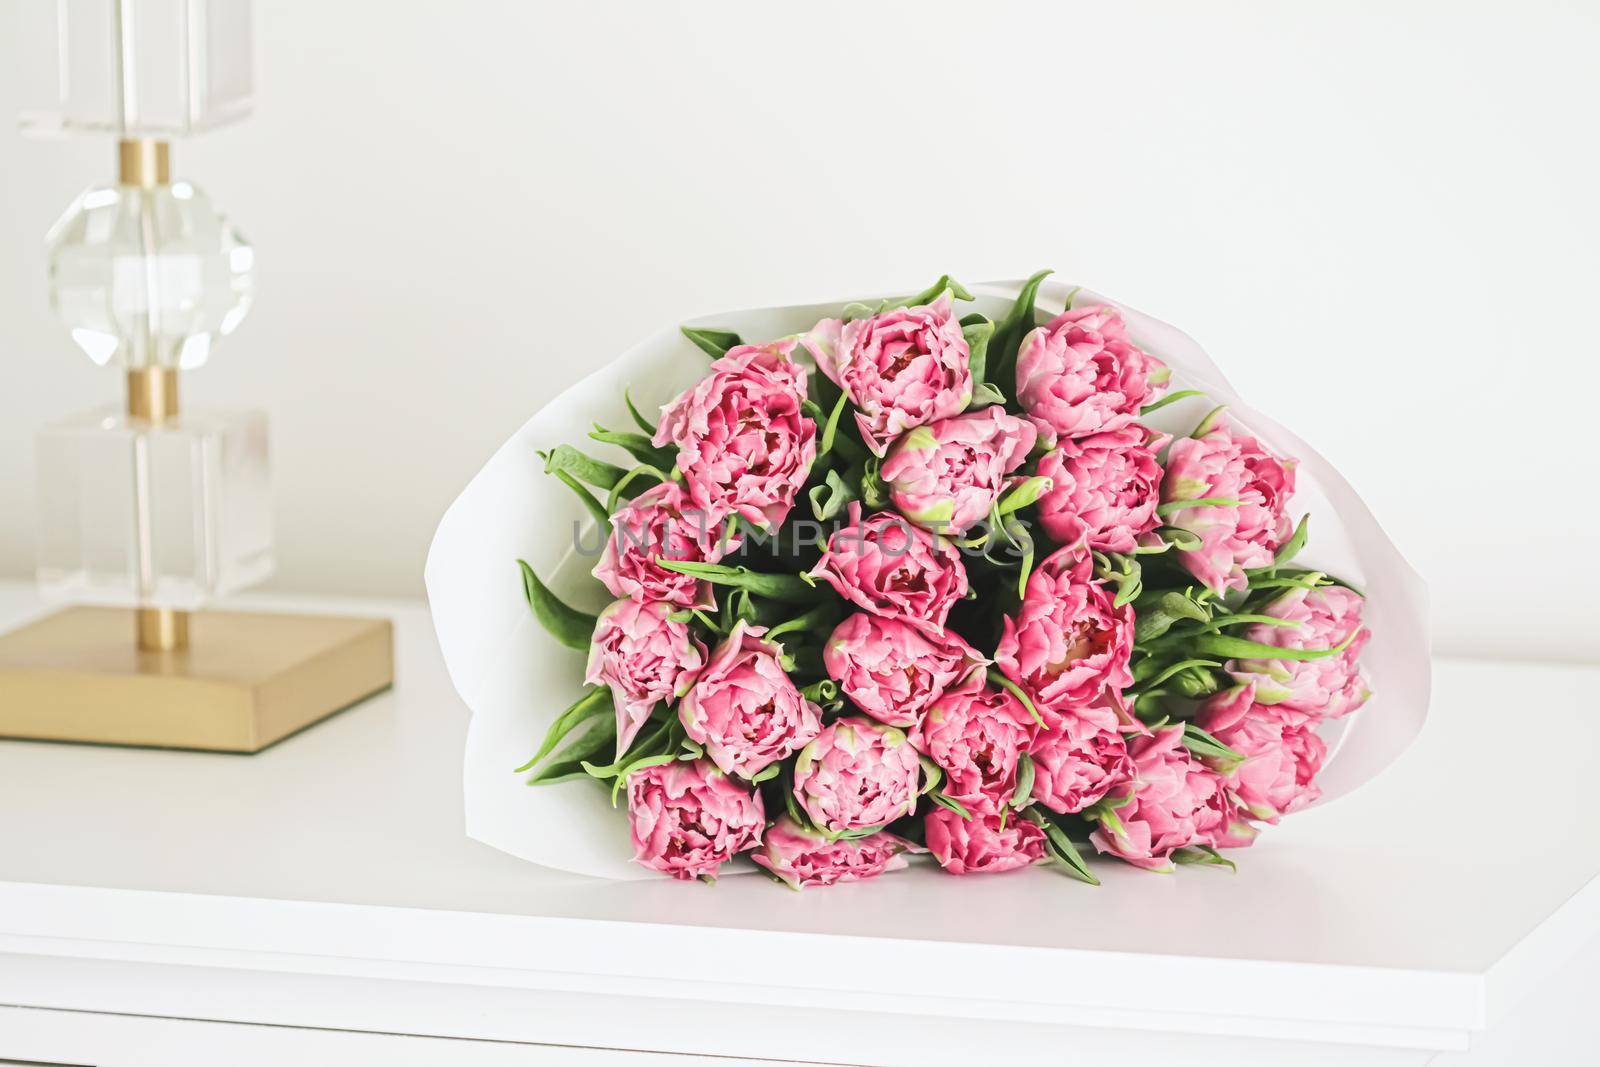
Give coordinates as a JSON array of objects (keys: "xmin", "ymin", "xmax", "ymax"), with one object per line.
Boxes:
[{"xmin": 36, "ymin": 407, "xmax": 273, "ymax": 610}]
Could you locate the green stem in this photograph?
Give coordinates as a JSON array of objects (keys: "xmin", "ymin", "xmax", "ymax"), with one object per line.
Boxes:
[
  {"xmin": 1156, "ymin": 497, "xmax": 1243, "ymax": 516},
  {"xmin": 655, "ymin": 560, "xmax": 829, "ymax": 602},
  {"xmin": 552, "ymin": 470, "xmax": 612, "ymax": 531},
  {"xmin": 1134, "ymin": 658, "xmax": 1222, "ymax": 692},
  {"xmin": 988, "ymin": 668, "xmax": 1045, "ymax": 728},
  {"xmin": 605, "ymin": 463, "xmax": 668, "ymax": 512},
  {"xmin": 767, "ymin": 600, "xmax": 841, "ymax": 640},
  {"xmin": 1201, "ymin": 614, "xmax": 1302, "ymax": 633},
  {"xmin": 1190, "ymin": 628, "xmax": 1358, "ymax": 662},
  {"xmin": 1139, "ymin": 389, "xmax": 1206, "ymax": 416}
]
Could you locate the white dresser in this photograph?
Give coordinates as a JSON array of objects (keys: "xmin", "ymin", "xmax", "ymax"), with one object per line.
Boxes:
[{"xmin": 1, "ymin": 588, "xmax": 1595, "ymax": 1066}]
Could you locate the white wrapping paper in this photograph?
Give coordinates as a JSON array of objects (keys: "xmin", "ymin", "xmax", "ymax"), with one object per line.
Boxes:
[{"xmin": 425, "ymin": 279, "xmax": 1430, "ymax": 880}]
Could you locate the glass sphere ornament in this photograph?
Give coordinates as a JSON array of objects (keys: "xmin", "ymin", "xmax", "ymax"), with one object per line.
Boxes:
[{"xmin": 46, "ymin": 176, "xmax": 254, "ymax": 369}]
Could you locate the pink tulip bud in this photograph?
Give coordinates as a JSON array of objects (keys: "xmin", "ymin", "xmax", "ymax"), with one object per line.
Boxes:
[
  {"xmin": 823, "ymin": 613, "xmax": 988, "ymax": 729},
  {"xmin": 585, "ymin": 599, "xmax": 706, "ymax": 756},
  {"xmin": 1027, "ymin": 701, "xmax": 1135, "ymax": 815},
  {"xmin": 806, "ymin": 503, "xmax": 969, "ymax": 631},
  {"xmin": 1226, "ymin": 586, "xmax": 1370, "ymax": 718},
  {"xmin": 751, "ymin": 814, "xmax": 914, "ymax": 889},
  {"xmin": 925, "ymin": 808, "xmax": 1046, "ymax": 875},
  {"xmin": 679, "ymin": 621, "xmax": 822, "ymax": 780},
  {"xmin": 1161, "ymin": 417, "xmax": 1297, "ymax": 594},
  {"xmin": 1036, "ymin": 424, "xmax": 1167, "ymax": 554},
  {"xmin": 627, "ymin": 760, "xmax": 765, "ymax": 880},
  {"xmin": 1198, "ymin": 683, "xmax": 1326, "ymax": 823},
  {"xmin": 654, "ymin": 340, "xmax": 816, "ymax": 531},
  {"xmin": 995, "ymin": 547, "xmax": 1134, "ymax": 720},
  {"xmin": 881, "ymin": 407, "xmax": 1036, "ymax": 535},
  {"xmin": 800, "ymin": 292, "xmax": 973, "ymax": 456},
  {"xmin": 1015, "ymin": 304, "xmax": 1168, "ymax": 447},
  {"xmin": 911, "ymin": 673, "xmax": 1032, "ymax": 815},
  {"xmin": 1088, "ymin": 727, "xmax": 1256, "ymax": 872},
  {"xmin": 593, "ymin": 481, "xmax": 732, "ymax": 609},
  {"xmin": 792, "ymin": 717, "xmax": 921, "ymax": 836}
]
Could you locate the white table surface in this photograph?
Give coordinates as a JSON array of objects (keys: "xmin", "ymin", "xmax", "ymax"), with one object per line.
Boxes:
[{"xmin": 1, "ymin": 585, "xmax": 1596, "ymax": 1066}]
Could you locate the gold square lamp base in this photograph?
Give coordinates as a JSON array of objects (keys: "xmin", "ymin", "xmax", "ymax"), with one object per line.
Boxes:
[{"xmin": 0, "ymin": 606, "xmax": 393, "ymax": 752}]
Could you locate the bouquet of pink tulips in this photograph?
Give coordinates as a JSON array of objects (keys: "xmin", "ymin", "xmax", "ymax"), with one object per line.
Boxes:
[{"xmin": 516, "ymin": 273, "xmax": 1371, "ymax": 888}]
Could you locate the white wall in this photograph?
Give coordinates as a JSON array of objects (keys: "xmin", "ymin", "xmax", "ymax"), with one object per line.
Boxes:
[{"xmin": 1, "ymin": 1, "xmax": 1596, "ymax": 660}]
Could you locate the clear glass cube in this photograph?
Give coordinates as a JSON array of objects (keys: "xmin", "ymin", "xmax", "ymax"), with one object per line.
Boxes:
[
  {"xmin": 17, "ymin": 0, "xmax": 254, "ymax": 137},
  {"xmin": 36, "ymin": 407, "xmax": 273, "ymax": 609},
  {"xmin": 46, "ymin": 180, "xmax": 254, "ymax": 369}
]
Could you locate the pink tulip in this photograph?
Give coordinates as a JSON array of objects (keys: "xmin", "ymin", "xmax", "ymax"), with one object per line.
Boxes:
[
  {"xmin": 792, "ymin": 717, "xmax": 922, "ymax": 836},
  {"xmin": 800, "ymin": 292, "xmax": 973, "ymax": 456},
  {"xmin": 1036, "ymin": 424, "xmax": 1167, "ymax": 554},
  {"xmin": 1027, "ymin": 701, "xmax": 1135, "ymax": 815},
  {"xmin": 593, "ymin": 481, "xmax": 732, "ymax": 609},
  {"xmin": 678, "ymin": 621, "xmax": 822, "ymax": 780},
  {"xmin": 806, "ymin": 503, "xmax": 969, "ymax": 631},
  {"xmin": 880, "ymin": 407, "xmax": 1037, "ymax": 535},
  {"xmin": 1199, "ymin": 683, "xmax": 1326, "ymax": 822},
  {"xmin": 654, "ymin": 340, "xmax": 816, "ymax": 531},
  {"xmin": 1227, "ymin": 585, "xmax": 1371, "ymax": 718},
  {"xmin": 627, "ymin": 759, "xmax": 765, "ymax": 881},
  {"xmin": 586, "ymin": 599, "xmax": 706, "ymax": 756},
  {"xmin": 925, "ymin": 808, "xmax": 1046, "ymax": 875},
  {"xmin": 1015, "ymin": 304, "xmax": 1169, "ymax": 447},
  {"xmin": 995, "ymin": 546, "xmax": 1134, "ymax": 719},
  {"xmin": 1161, "ymin": 417, "xmax": 1297, "ymax": 593},
  {"xmin": 751, "ymin": 814, "xmax": 914, "ymax": 889},
  {"xmin": 1088, "ymin": 727, "xmax": 1255, "ymax": 872},
  {"xmin": 911, "ymin": 673, "xmax": 1032, "ymax": 815},
  {"xmin": 824, "ymin": 613, "xmax": 988, "ymax": 729}
]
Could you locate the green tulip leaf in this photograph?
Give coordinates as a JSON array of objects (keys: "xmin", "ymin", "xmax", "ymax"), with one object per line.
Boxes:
[
  {"xmin": 817, "ymin": 391, "xmax": 850, "ymax": 459},
  {"xmin": 1174, "ymin": 845, "xmax": 1238, "ymax": 873},
  {"xmin": 588, "ymin": 424, "xmax": 673, "ymax": 469},
  {"xmin": 893, "ymin": 274, "xmax": 975, "ymax": 310},
  {"xmin": 624, "ymin": 388, "xmax": 658, "ymax": 435},
  {"xmin": 541, "ymin": 444, "xmax": 627, "ymax": 491},
  {"xmin": 998, "ymin": 475, "xmax": 1052, "ymax": 515},
  {"xmin": 681, "ymin": 326, "xmax": 742, "ymax": 359},
  {"xmin": 550, "ymin": 469, "xmax": 612, "ymax": 531},
  {"xmin": 1010, "ymin": 752, "xmax": 1036, "ymax": 811},
  {"xmin": 961, "ymin": 316, "xmax": 995, "ymax": 386},
  {"xmin": 515, "ymin": 686, "xmax": 611, "ymax": 774},
  {"xmin": 808, "ymin": 468, "xmax": 858, "ymax": 521},
  {"xmin": 929, "ymin": 790, "xmax": 973, "ymax": 820},
  {"xmin": 988, "ymin": 268, "xmax": 1053, "ymax": 400},
  {"xmin": 1021, "ymin": 807, "xmax": 1099, "ymax": 886},
  {"xmin": 517, "ymin": 560, "xmax": 598, "ymax": 652},
  {"xmin": 1156, "ymin": 496, "xmax": 1244, "ymax": 517},
  {"xmin": 526, "ymin": 714, "xmax": 619, "ymax": 784}
]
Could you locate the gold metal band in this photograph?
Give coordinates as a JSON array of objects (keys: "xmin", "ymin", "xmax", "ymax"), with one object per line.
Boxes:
[
  {"xmin": 126, "ymin": 367, "xmax": 179, "ymax": 423},
  {"xmin": 118, "ymin": 139, "xmax": 170, "ymax": 187},
  {"xmin": 136, "ymin": 607, "xmax": 189, "ymax": 653}
]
